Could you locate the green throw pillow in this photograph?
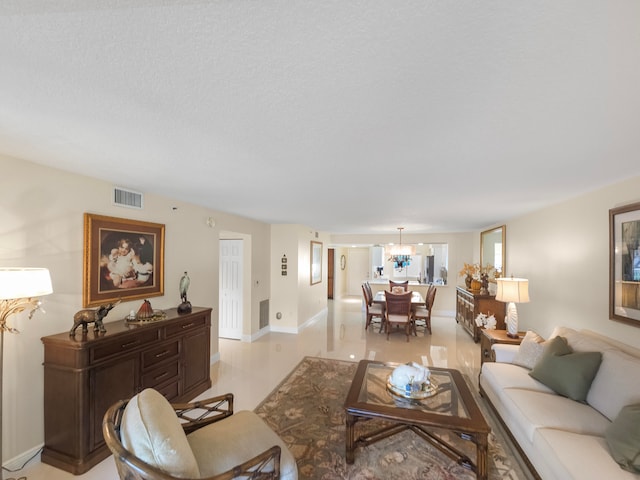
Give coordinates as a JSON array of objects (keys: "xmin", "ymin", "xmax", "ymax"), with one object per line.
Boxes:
[
  {"xmin": 529, "ymin": 336, "xmax": 602, "ymax": 402},
  {"xmin": 605, "ymin": 404, "xmax": 640, "ymax": 473}
]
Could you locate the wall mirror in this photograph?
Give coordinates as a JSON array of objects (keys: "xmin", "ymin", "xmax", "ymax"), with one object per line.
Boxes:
[{"xmin": 480, "ymin": 225, "xmax": 505, "ymax": 276}]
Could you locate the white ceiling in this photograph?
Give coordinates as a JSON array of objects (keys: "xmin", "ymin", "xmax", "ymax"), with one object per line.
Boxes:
[{"xmin": 2, "ymin": 1, "xmax": 640, "ymax": 234}]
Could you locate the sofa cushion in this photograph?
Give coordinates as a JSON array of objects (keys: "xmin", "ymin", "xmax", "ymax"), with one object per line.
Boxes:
[
  {"xmin": 121, "ymin": 388, "xmax": 200, "ymax": 478},
  {"xmin": 605, "ymin": 404, "xmax": 640, "ymax": 473},
  {"xmin": 533, "ymin": 428, "xmax": 640, "ymax": 480},
  {"xmin": 529, "ymin": 336, "xmax": 603, "ymax": 402},
  {"xmin": 481, "ymin": 362, "xmax": 555, "ymax": 394},
  {"xmin": 501, "ymin": 388, "xmax": 611, "ymax": 442},
  {"xmin": 188, "ymin": 410, "xmax": 298, "ymax": 480},
  {"xmin": 587, "ymin": 349, "xmax": 640, "ymax": 421},
  {"xmin": 513, "ymin": 330, "xmax": 546, "ymax": 369}
]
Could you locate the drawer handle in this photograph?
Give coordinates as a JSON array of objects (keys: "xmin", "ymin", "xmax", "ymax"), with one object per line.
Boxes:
[
  {"xmin": 155, "ymin": 350, "xmax": 171, "ymax": 358},
  {"xmin": 181, "ymin": 322, "xmax": 195, "ymax": 329},
  {"xmin": 122, "ymin": 340, "xmax": 140, "ymax": 349},
  {"xmin": 154, "ymin": 372, "xmax": 169, "ymax": 381}
]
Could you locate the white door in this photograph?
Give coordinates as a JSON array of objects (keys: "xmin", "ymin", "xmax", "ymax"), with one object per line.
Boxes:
[
  {"xmin": 219, "ymin": 239, "xmax": 243, "ymax": 339},
  {"xmin": 348, "ymin": 248, "xmax": 370, "ymax": 296}
]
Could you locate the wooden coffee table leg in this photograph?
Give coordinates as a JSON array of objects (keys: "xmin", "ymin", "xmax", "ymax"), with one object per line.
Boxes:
[
  {"xmin": 476, "ymin": 433, "xmax": 488, "ymax": 480},
  {"xmin": 345, "ymin": 413, "xmax": 356, "ymax": 464}
]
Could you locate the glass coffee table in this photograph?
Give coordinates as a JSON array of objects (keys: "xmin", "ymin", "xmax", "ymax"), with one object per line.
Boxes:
[{"xmin": 344, "ymin": 360, "xmax": 490, "ymax": 479}]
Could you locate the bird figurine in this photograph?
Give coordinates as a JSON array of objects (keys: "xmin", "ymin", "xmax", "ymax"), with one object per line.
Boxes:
[{"xmin": 178, "ymin": 271, "xmax": 192, "ymax": 313}]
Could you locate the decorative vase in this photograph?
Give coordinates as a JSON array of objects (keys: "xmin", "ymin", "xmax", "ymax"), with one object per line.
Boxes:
[{"xmin": 470, "ymin": 279, "xmax": 481, "ymax": 292}]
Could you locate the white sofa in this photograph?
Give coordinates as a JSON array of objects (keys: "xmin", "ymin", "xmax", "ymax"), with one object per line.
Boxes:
[{"xmin": 479, "ymin": 326, "xmax": 640, "ymax": 480}]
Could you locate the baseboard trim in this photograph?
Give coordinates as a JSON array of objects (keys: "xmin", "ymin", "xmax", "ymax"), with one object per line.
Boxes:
[
  {"xmin": 269, "ymin": 307, "xmax": 328, "ymax": 334},
  {"xmin": 3, "ymin": 443, "xmax": 43, "ymax": 472}
]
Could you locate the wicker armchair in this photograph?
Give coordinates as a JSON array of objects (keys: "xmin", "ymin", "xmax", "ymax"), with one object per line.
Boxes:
[{"xmin": 103, "ymin": 388, "xmax": 298, "ymax": 480}]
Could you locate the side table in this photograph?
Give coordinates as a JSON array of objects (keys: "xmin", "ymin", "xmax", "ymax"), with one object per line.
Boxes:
[{"xmin": 480, "ymin": 329, "xmax": 524, "ymax": 365}]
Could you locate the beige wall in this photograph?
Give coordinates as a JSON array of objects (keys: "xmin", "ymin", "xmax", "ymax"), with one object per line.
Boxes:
[
  {"xmin": 505, "ymin": 175, "xmax": 640, "ymax": 347},
  {"xmin": 269, "ymin": 224, "xmax": 330, "ymax": 332},
  {"xmin": 1, "ymin": 155, "xmax": 271, "ymax": 464}
]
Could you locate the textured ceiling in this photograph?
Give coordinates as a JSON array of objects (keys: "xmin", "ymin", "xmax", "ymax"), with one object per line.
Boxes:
[{"xmin": 2, "ymin": 1, "xmax": 640, "ymax": 234}]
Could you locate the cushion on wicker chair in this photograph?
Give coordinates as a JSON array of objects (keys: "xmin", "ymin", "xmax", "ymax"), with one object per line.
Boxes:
[
  {"xmin": 188, "ymin": 410, "xmax": 298, "ymax": 480},
  {"xmin": 121, "ymin": 388, "xmax": 201, "ymax": 478}
]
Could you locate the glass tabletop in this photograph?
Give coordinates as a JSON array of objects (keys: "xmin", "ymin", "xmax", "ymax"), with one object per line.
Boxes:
[{"xmin": 356, "ymin": 362, "xmax": 470, "ymax": 419}]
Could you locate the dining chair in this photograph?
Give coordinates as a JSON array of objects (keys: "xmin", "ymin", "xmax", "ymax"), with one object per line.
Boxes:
[
  {"xmin": 362, "ymin": 283, "xmax": 384, "ymax": 331},
  {"xmin": 389, "ymin": 280, "xmax": 409, "ymax": 292},
  {"xmin": 363, "ymin": 281, "xmax": 374, "ymax": 303},
  {"xmin": 384, "ymin": 290, "xmax": 414, "ymax": 341},
  {"xmin": 412, "ymin": 285, "xmax": 437, "ymax": 335}
]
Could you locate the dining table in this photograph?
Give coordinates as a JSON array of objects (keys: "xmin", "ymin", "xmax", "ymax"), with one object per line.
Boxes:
[{"xmin": 373, "ymin": 290, "xmax": 425, "ymax": 306}]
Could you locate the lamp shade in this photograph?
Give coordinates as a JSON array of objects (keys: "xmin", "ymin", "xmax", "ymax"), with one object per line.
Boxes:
[
  {"xmin": 386, "ymin": 244, "xmax": 417, "ymax": 256},
  {"xmin": 495, "ymin": 277, "xmax": 530, "ymax": 304},
  {"xmin": 0, "ymin": 268, "xmax": 53, "ymax": 300}
]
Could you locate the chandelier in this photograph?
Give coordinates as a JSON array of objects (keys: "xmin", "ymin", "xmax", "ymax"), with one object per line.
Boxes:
[{"xmin": 386, "ymin": 227, "xmax": 416, "ymax": 269}]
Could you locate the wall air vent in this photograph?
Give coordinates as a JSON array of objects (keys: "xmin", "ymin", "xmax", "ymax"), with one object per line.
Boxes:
[
  {"xmin": 113, "ymin": 186, "xmax": 144, "ymax": 209},
  {"xmin": 260, "ymin": 299, "xmax": 269, "ymax": 329}
]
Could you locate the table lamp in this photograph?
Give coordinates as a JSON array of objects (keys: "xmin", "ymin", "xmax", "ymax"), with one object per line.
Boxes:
[
  {"xmin": 0, "ymin": 268, "xmax": 53, "ymax": 469},
  {"xmin": 495, "ymin": 277, "xmax": 529, "ymax": 338}
]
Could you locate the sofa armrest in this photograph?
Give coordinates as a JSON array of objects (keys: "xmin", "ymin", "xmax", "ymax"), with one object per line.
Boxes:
[{"xmin": 493, "ymin": 344, "xmax": 519, "ymax": 363}]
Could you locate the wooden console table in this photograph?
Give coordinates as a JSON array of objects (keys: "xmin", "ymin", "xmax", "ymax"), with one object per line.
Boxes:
[
  {"xmin": 480, "ymin": 329, "xmax": 524, "ymax": 365},
  {"xmin": 455, "ymin": 287, "xmax": 505, "ymax": 342},
  {"xmin": 41, "ymin": 307, "xmax": 212, "ymax": 474}
]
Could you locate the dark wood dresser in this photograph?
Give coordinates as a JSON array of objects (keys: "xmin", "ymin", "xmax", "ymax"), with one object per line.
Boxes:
[
  {"xmin": 41, "ymin": 307, "xmax": 212, "ymax": 474},
  {"xmin": 455, "ymin": 287, "xmax": 505, "ymax": 342}
]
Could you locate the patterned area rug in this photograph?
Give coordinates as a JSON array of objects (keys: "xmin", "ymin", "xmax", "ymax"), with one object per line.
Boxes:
[{"xmin": 254, "ymin": 356, "xmax": 531, "ymax": 480}]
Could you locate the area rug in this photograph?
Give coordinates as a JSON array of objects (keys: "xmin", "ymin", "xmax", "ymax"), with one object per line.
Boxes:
[{"xmin": 254, "ymin": 356, "xmax": 531, "ymax": 480}]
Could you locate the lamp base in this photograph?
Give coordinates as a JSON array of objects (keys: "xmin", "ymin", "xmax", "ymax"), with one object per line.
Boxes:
[{"xmin": 505, "ymin": 302, "xmax": 519, "ymax": 338}]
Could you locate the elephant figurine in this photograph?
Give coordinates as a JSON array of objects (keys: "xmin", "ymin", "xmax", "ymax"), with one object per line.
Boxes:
[{"xmin": 70, "ymin": 300, "xmax": 120, "ymax": 335}]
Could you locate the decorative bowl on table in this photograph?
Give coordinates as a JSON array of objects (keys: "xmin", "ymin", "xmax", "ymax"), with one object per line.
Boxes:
[{"xmin": 386, "ymin": 363, "xmax": 438, "ymax": 399}]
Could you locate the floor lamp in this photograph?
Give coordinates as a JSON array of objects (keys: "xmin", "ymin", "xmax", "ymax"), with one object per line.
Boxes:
[
  {"xmin": 495, "ymin": 277, "xmax": 529, "ymax": 338},
  {"xmin": 0, "ymin": 268, "xmax": 53, "ymax": 471}
]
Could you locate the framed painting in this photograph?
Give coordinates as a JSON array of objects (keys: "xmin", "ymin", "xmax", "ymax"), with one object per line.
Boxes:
[
  {"xmin": 83, "ymin": 213, "xmax": 165, "ymax": 307},
  {"xmin": 610, "ymin": 201, "xmax": 640, "ymax": 326},
  {"xmin": 311, "ymin": 241, "xmax": 322, "ymax": 285}
]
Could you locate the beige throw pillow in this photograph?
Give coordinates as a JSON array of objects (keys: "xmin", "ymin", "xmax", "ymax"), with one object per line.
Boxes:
[
  {"xmin": 121, "ymin": 388, "xmax": 200, "ymax": 478},
  {"xmin": 513, "ymin": 330, "xmax": 546, "ymax": 370}
]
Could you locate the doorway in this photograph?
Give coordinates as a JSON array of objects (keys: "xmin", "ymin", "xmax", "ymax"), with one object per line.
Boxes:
[{"xmin": 219, "ymin": 239, "xmax": 243, "ymax": 339}]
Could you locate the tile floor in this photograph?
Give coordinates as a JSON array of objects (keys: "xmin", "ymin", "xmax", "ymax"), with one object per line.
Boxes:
[{"xmin": 11, "ymin": 295, "xmax": 483, "ymax": 480}]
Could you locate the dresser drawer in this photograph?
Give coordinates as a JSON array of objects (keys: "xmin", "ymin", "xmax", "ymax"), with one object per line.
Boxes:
[
  {"xmin": 91, "ymin": 329, "xmax": 160, "ymax": 362},
  {"xmin": 165, "ymin": 314, "xmax": 207, "ymax": 337},
  {"xmin": 155, "ymin": 379, "xmax": 180, "ymax": 401},
  {"xmin": 142, "ymin": 340, "xmax": 180, "ymax": 370},
  {"xmin": 142, "ymin": 361, "xmax": 180, "ymax": 389}
]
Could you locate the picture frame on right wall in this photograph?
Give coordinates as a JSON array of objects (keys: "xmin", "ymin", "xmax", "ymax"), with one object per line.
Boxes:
[{"xmin": 610, "ymin": 201, "xmax": 640, "ymax": 326}]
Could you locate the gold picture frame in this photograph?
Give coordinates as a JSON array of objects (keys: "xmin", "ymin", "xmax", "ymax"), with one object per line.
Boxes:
[{"xmin": 83, "ymin": 213, "xmax": 165, "ymax": 307}]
